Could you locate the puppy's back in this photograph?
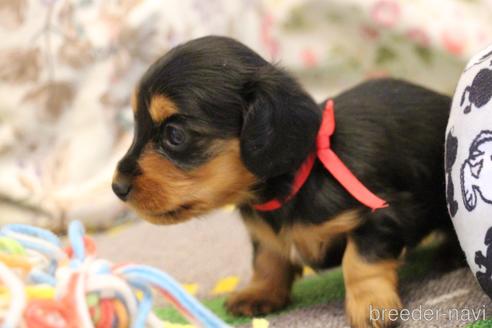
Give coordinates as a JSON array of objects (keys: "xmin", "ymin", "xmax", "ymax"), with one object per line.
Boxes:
[{"xmin": 331, "ymin": 78, "xmax": 451, "ymax": 200}]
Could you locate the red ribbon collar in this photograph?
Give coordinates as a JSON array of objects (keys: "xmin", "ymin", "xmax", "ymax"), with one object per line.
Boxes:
[{"xmin": 254, "ymin": 100, "xmax": 388, "ymax": 212}]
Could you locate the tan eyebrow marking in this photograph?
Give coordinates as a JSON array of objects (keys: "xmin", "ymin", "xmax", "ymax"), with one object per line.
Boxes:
[{"xmin": 149, "ymin": 94, "xmax": 178, "ymax": 123}]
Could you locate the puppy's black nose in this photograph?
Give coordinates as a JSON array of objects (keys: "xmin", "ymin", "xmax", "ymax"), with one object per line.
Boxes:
[{"xmin": 112, "ymin": 178, "xmax": 132, "ymax": 201}]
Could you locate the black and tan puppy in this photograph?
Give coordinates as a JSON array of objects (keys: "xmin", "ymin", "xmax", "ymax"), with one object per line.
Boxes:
[{"xmin": 112, "ymin": 36, "xmax": 454, "ymax": 327}]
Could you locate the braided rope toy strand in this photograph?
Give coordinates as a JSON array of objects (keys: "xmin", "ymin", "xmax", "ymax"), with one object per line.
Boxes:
[{"xmin": 0, "ymin": 220, "xmax": 229, "ymax": 328}]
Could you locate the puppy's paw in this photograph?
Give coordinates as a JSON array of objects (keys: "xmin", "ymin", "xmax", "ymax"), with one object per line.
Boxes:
[
  {"xmin": 346, "ymin": 287, "xmax": 402, "ymax": 328},
  {"xmin": 225, "ymin": 285, "xmax": 289, "ymax": 317}
]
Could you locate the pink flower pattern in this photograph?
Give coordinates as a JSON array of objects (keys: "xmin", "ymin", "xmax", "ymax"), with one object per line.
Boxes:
[{"xmin": 371, "ymin": 0, "xmax": 401, "ymax": 28}]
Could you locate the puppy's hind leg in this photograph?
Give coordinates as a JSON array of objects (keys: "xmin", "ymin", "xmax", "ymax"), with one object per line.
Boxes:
[{"xmin": 343, "ymin": 237, "xmax": 402, "ymax": 328}]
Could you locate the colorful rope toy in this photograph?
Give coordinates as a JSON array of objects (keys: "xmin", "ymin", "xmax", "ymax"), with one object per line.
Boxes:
[{"xmin": 0, "ymin": 220, "xmax": 229, "ymax": 328}]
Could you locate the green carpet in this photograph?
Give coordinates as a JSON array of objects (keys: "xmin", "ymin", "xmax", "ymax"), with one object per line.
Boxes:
[
  {"xmin": 467, "ymin": 319, "xmax": 492, "ymax": 328},
  {"xmin": 156, "ymin": 246, "xmax": 438, "ymax": 326}
]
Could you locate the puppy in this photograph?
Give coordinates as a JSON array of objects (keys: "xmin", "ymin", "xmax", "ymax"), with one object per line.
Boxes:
[{"xmin": 112, "ymin": 36, "xmax": 454, "ymax": 327}]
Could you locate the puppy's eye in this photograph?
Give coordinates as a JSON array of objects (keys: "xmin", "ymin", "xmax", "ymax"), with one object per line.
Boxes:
[{"xmin": 164, "ymin": 124, "xmax": 186, "ymax": 147}]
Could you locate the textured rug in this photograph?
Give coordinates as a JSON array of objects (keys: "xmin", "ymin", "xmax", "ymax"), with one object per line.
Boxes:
[{"xmin": 94, "ymin": 209, "xmax": 492, "ymax": 327}]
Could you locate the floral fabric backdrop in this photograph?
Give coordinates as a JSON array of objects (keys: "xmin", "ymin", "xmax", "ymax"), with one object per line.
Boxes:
[{"xmin": 0, "ymin": 0, "xmax": 491, "ymax": 230}]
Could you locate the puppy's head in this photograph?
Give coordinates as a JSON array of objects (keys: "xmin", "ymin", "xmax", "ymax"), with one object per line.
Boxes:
[{"xmin": 112, "ymin": 36, "xmax": 321, "ymax": 224}]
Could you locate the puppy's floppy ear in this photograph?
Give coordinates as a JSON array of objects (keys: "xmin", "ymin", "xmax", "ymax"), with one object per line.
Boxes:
[{"xmin": 240, "ymin": 66, "xmax": 321, "ymax": 179}]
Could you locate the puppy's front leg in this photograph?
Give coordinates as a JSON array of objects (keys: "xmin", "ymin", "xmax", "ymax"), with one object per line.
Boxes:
[
  {"xmin": 343, "ymin": 237, "xmax": 402, "ymax": 328},
  {"xmin": 226, "ymin": 241, "xmax": 300, "ymax": 316}
]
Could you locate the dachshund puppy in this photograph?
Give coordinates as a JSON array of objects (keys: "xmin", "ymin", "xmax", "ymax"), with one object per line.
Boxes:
[{"xmin": 112, "ymin": 36, "xmax": 454, "ymax": 327}]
